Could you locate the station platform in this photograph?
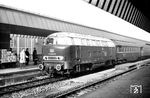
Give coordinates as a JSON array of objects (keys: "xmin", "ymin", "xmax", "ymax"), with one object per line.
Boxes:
[
  {"xmin": 0, "ymin": 63, "xmax": 39, "ymax": 78},
  {"xmin": 77, "ymin": 65, "xmax": 150, "ymax": 98},
  {"xmin": 0, "ymin": 66, "xmax": 38, "ymax": 75}
]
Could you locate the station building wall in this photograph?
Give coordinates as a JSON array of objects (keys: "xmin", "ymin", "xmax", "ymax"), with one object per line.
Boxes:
[{"xmin": 10, "ymin": 34, "xmax": 45, "ymax": 59}]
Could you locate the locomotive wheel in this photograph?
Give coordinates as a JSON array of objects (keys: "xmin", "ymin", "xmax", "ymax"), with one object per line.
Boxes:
[{"xmin": 65, "ymin": 69, "xmax": 73, "ymax": 77}]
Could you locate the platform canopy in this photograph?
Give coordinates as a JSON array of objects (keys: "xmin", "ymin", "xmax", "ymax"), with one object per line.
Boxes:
[
  {"xmin": 0, "ymin": 0, "xmax": 150, "ymax": 49},
  {"xmin": 0, "ymin": 0, "xmax": 150, "ymax": 42}
]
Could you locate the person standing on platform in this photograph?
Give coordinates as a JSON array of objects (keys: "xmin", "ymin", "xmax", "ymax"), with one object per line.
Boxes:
[
  {"xmin": 19, "ymin": 48, "xmax": 26, "ymax": 68},
  {"xmin": 33, "ymin": 48, "xmax": 37, "ymax": 65},
  {"xmin": 25, "ymin": 48, "xmax": 30, "ymax": 65}
]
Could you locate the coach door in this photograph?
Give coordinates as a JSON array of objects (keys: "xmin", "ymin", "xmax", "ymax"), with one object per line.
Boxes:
[
  {"xmin": 140, "ymin": 47, "xmax": 144, "ymax": 57},
  {"xmin": 75, "ymin": 46, "xmax": 81, "ymax": 72},
  {"xmin": 75, "ymin": 46, "xmax": 81, "ymax": 61}
]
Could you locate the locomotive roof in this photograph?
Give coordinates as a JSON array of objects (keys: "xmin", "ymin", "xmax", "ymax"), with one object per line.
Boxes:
[
  {"xmin": 46, "ymin": 32, "xmax": 116, "ymax": 47},
  {"xmin": 48, "ymin": 32, "xmax": 113, "ymax": 42}
]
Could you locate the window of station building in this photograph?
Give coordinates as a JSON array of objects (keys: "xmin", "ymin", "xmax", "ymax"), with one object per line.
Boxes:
[
  {"xmin": 10, "ymin": 34, "xmax": 17, "ymax": 53},
  {"xmin": 19, "ymin": 37, "xmax": 25, "ymax": 47},
  {"xmin": 101, "ymin": 41, "xmax": 106, "ymax": 47},
  {"xmin": 123, "ymin": 47, "xmax": 125, "ymax": 52},
  {"xmin": 26, "ymin": 37, "xmax": 32, "ymax": 53},
  {"xmin": 98, "ymin": 40, "xmax": 103, "ymax": 46},
  {"xmin": 133, "ymin": 47, "xmax": 135, "ymax": 51},
  {"xmin": 10, "ymin": 34, "xmax": 45, "ymax": 55},
  {"xmin": 126, "ymin": 47, "xmax": 127, "ymax": 52}
]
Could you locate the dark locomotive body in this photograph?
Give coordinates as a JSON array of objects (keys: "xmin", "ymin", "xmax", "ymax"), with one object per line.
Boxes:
[{"xmin": 39, "ymin": 32, "xmax": 150, "ymax": 76}]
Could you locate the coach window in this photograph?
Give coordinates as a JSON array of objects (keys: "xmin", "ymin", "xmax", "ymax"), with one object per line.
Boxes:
[
  {"xmin": 118, "ymin": 46, "xmax": 122, "ymax": 52},
  {"xmin": 126, "ymin": 47, "xmax": 128, "ymax": 52},
  {"xmin": 117, "ymin": 47, "xmax": 119, "ymax": 52},
  {"xmin": 133, "ymin": 47, "xmax": 135, "ymax": 51},
  {"xmin": 123, "ymin": 47, "xmax": 125, "ymax": 52}
]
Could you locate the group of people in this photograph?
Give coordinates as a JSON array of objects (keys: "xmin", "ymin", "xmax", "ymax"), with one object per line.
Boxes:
[{"xmin": 19, "ymin": 48, "xmax": 38, "ymax": 68}]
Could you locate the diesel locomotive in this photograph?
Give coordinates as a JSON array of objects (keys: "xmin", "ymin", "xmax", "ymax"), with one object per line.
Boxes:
[{"xmin": 39, "ymin": 32, "xmax": 150, "ymax": 76}]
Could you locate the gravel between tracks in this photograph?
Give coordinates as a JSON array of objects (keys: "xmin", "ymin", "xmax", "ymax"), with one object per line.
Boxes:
[{"xmin": 1, "ymin": 68, "xmax": 122, "ymax": 98}]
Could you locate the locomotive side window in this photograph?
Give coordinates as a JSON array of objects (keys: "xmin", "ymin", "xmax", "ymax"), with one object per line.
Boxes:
[
  {"xmin": 73, "ymin": 38, "xmax": 82, "ymax": 45},
  {"xmin": 87, "ymin": 39, "xmax": 91, "ymax": 46},
  {"xmin": 101, "ymin": 41, "xmax": 106, "ymax": 46},
  {"xmin": 81, "ymin": 38, "xmax": 88, "ymax": 46},
  {"xmin": 56, "ymin": 37, "xmax": 72, "ymax": 45},
  {"xmin": 66, "ymin": 37, "xmax": 73, "ymax": 45},
  {"xmin": 92, "ymin": 40, "xmax": 96, "ymax": 46}
]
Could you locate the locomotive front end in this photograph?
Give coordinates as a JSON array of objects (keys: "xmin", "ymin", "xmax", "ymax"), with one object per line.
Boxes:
[{"xmin": 39, "ymin": 45, "xmax": 70, "ymax": 76}]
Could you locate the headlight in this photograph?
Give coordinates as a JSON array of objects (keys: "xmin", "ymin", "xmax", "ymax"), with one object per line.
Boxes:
[
  {"xmin": 57, "ymin": 56, "xmax": 64, "ymax": 60},
  {"xmin": 39, "ymin": 64, "xmax": 44, "ymax": 70},
  {"xmin": 43, "ymin": 56, "xmax": 48, "ymax": 60},
  {"xmin": 55, "ymin": 64, "xmax": 61, "ymax": 71}
]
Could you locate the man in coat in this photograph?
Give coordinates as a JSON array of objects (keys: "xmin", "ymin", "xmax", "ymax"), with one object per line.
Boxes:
[
  {"xmin": 25, "ymin": 48, "xmax": 30, "ymax": 65},
  {"xmin": 33, "ymin": 48, "xmax": 38, "ymax": 65},
  {"xmin": 19, "ymin": 48, "xmax": 26, "ymax": 68}
]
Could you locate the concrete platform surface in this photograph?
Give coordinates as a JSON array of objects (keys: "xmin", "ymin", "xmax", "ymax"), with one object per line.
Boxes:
[
  {"xmin": 0, "ymin": 65, "xmax": 39, "ymax": 75},
  {"xmin": 78, "ymin": 65, "xmax": 150, "ymax": 98}
]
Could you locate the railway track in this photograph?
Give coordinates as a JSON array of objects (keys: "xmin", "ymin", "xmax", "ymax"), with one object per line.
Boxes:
[{"xmin": 0, "ymin": 76, "xmax": 67, "ymax": 96}]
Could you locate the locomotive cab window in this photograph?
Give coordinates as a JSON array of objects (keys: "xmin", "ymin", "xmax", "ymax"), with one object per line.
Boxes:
[{"xmin": 46, "ymin": 38, "xmax": 54, "ymax": 44}]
